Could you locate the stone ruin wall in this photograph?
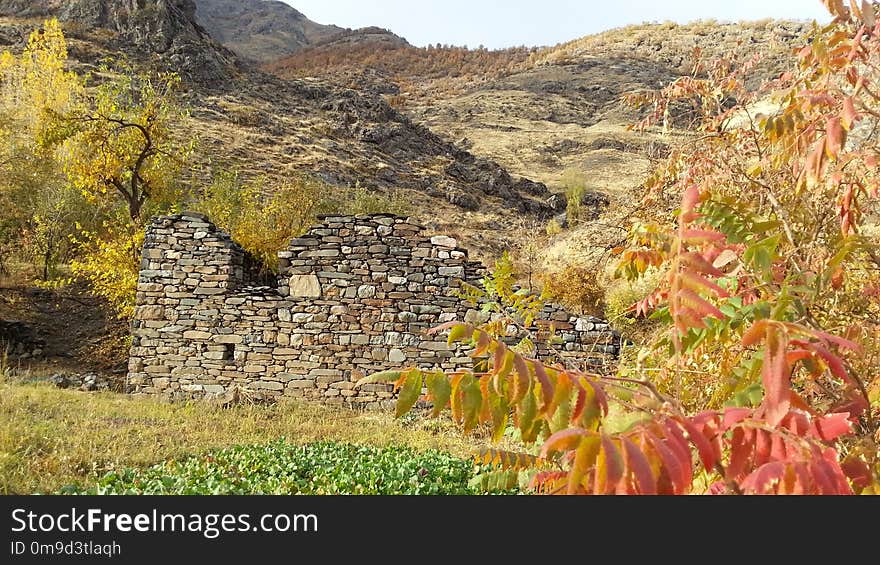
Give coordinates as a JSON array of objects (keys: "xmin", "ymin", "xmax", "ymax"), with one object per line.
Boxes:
[{"xmin": 127, "ymin": 212, "xmax": 620, "ymax": 409}]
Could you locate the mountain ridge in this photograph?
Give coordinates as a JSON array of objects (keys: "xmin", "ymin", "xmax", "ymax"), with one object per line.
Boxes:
[{"xmin": 192, "ymin": 0, "xmax": 408, "ymax": 64}]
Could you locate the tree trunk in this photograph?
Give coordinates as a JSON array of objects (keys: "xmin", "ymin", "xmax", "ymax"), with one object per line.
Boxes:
[{"xmin": 129, "ymin": 194, "xmax": 141, "ymax": 222}]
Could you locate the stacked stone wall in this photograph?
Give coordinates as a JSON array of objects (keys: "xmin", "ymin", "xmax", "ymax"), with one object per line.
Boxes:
[{"xmin": 128, "ymin": 212, "xmax": 619, "ymax": 408}]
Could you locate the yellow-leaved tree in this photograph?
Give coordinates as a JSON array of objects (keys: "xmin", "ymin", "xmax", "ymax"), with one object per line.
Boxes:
[
  {"xmin": 0, "ymin": 18, "xmax": 87, "ymax": 278},
  {"xmin": 57, "ymin": 65, "xmax": 192, "ymax": 222},
  {"xmin": 1, "ymin": 19, "xmax": 194, "ymax": 315}
]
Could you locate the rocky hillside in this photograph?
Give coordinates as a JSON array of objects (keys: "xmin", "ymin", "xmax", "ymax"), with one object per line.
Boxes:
[
  {"xmin": 263, "ymin": 18, "xmax": 808, "ymax": 265},
  {"xmin": 193, "ymin": 0, "xmax": 342, "ymax": 63},
  {"xmin": 192, "ymin": 0, "xmax": 407, "ymax": 64},
  {"xmin": 0, "ymin": 0, "xmax": 238, "ymax": 84},
  {"xmin": 0, "ymin": 0, "xmax": 558, "ymax": 259}
]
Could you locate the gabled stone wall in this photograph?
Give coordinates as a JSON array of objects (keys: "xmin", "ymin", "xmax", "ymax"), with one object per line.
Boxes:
[{"xmin": 128, "ymin": 212, "xmax": 620, "ymax": 408}]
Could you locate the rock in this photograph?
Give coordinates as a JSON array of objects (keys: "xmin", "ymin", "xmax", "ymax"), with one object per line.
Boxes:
[
  {"xmin": 430, "ymin": 235, "xmax": 458, "ymax": 248},
  {"xmin": 50, "ymin": 373, "xmax": 71, "ymax": 389},
  {"xmin": 445, "ymin": 186, "xmax": 480, "ymax": 211},
  {"xmin": 552, "ymin": 212, "xmax": 569, "ymax": 229},
  {"xmin": 288, "ymin": 275, "xmax": 322, "ymax": 298},
  {"xmin": 81, "ymin": 373, "xmax": 99, "ymax": 391},
  {"xmin": 513, "ymin": 177, "xmax": 549, "ymax": 196},
  {"xmin": 388, "ymin": 348, "xmax": 406, "ymax": 363},
  {"xmin": 357, "ymin": 285, "xmax": 376, "ymax": 298},
  {"xmin": 547, "ymin": 193, "xmax": 567, "ymax": 212}
]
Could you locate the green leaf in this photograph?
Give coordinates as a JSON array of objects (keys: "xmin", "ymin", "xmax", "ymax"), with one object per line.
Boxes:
[
  {"xmin": 395, "ymin": 370, "xmax": 423, "ymax": 418},
  {"xmin": 462, "ymin": 376, "xmax": 482, "ymax": 433},
  {"xmin": 447, "ymin": 324, "xmax": 473, "ymax": 346},
  {"xmin": 425, "ymin": 372, "xmax": 452, "ymax": 417},
  {"xmin": 490, "ymin": 395, "xmax": 509, "ymax": 443},
  {"xmin": 356, "ymin": 370, "xmax": 401, "ymax": 387}
]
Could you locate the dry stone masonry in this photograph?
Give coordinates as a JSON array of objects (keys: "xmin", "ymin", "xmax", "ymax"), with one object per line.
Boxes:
[{"xmin": 128, "ymin": 212, "xmax": 620, "ymax": 408}]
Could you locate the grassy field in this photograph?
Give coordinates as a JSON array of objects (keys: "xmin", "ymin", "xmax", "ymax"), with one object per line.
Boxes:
[{"xmin": 0, "ymin": 376, "xmax": 494, "ymax": 494}]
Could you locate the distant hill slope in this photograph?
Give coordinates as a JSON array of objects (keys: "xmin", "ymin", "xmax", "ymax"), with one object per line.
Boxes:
[
  {"xmin": 193, "ymin": 0, "xmax": 342, "ymax": 63},
  {"xmin": 268, "ymin": 19, "xmax": 810, "ymax": 268},
  {"xmin": 192, "ymin": 0, "xmax": 407, "ymax": 64},
  {"xmin": 0, "ymin": 0, "xmax": 556, "ymax": 260}
]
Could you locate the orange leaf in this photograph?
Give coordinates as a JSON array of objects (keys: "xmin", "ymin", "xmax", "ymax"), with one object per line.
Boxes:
[
  {"xmin": 540, "ymin": 428, "xmax": 593, "ymax": 458},
  {"xmin": 677, "ymin": 288, "xmax": 725, "ymax": 320},
  {"xmin": 680, "ymin": 228, "xmax": 725, "ymax": 245},
  {"xmin": 825, "ymin": 117, "xmax": 846, "ymax": 159},
  {"xmin": 842, "ymin": 96, "xmax": 860, "ymax": 129},
  {"xmin": 511, "ymin": 354, "xmax": 531, "ymax": 404},
  {"xmin": 762, "ymin": 326, "xmax": 791, "ymax": 426},
  {"xmin": 595, "ymin": 436, "xmax": 624, "ymax": 494},
  {"xmin": 679, "ymin": 252, "xmax": 724, "ymax": 277},
  {"xmin": 681, "ymin": 184, "xmax": 702, "ymax": 222},
  {"xmin": 862, "ymin": 0, "xmax": 876, "ymax": 28},
  {"xmin": 533, "ymin": 362, "xmax": 554, "ymax": 410},
  {"xmin": 742, "ymin": 320, "xmax": 770, "ymax": 348},
  {"xmin": 679, "ymin": 271, "xmax": 730, "ymax": 298}
]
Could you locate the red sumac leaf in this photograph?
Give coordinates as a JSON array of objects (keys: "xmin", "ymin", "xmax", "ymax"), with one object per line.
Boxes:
[
  {"xmin": 810, "ymin": 329, "xmax": 861, "ymax": 352},
  {"xmin": 622, "ymin": 438, "xmax": 657, "ymax": 495},
  {"xmin": 681, "ymin": 184, "xmax": 702, "ymax": 222},
  {"xmin": 762, "ymin": 326, "xmax": 791, "ymax": 426},
  {"xmin": 427, "ymin": 320, "xmax": 461, "ymax": 335},
  {"xmin": 811, "ymin": 412, "xmax": 853, "ymax": 442},
  {"xmin": 722, "ymin": 407, "xmax": 752, "ymax": 430},
  {"xmin": 755, "ymin": 429, "xmax": 771, "ymax": 466},
  {"xmin": 727, "ymin": 427, "xmax": 754, "ymax": 480},
  {"xmin": 842, "ymin": 96, "xmax": 860, "ymax": 129},
  {"xmin": 676, "ymin": 417, "xmax": 717, "ymax": 473},
  {"xmin": 809, "ymin": 342, "xmax": 858, "ymax": 386},
  {"xmin": 841, "ymin": 456, "xmax": 873, "ymax": 489},
  {"xmin": 646, "ymin": 431, "xmax": 690, "ymax": 494},
  {"xmin": 741, "ymin": 462, "xmax": 786, "ymax": 494},
  {"xmin": 825, "ymin": 117, "xmax": 846, "ymax": 159}
]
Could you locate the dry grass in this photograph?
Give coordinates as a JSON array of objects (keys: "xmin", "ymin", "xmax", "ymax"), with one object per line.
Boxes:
[{"xmin": 0, "ymin": 377, "xmax": 494, "ymax": 494}]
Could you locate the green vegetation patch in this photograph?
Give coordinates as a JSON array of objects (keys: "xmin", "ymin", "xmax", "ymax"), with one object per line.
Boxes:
[{"xmin": 60, "ymin": 441, "xmax": 511, "ymax": 495}]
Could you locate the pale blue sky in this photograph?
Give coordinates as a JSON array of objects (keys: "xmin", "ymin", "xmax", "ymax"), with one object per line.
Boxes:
[{"xmin": 284, "ymin": 0, "xmax": 832, "ymax": 49}]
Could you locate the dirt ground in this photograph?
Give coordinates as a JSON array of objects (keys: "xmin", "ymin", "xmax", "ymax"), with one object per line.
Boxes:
[{"xmin": 0, "ymin": 282, "xmax": 129, "ymax": 376}]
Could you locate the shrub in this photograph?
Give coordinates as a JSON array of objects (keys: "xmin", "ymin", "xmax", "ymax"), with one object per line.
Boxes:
[
  {"xmin": 539, "ymin": 263, "xmax": 605, "ymax": 317},
  {"xmin": 198, "ymin": 170, "xmax": 335, "ymax": 272},
  {"xmin": 372, "ymin": 5, "xmax": 880, "ymax": 494}
]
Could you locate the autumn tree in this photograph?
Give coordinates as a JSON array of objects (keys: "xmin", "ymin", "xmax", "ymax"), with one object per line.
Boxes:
[
  {"xmin": 1, "ymin": 19, "xmax": 194, "ymax": 315},
  {"xmin": 0, "ymin": 19, "xmax": 85, "ymax": 278},
  {"xmin": 58, "ymin": 66, "xmax": 192, "ymax": 222},
  {"xmin": 368, "ymin": 1, "xmax": 880, "ymax": 494}
]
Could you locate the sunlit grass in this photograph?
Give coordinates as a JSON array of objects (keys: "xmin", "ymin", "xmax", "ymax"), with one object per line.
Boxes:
[{"xmin": 0, "ymin": 378, "xmax": 487, "ymax": 494}]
